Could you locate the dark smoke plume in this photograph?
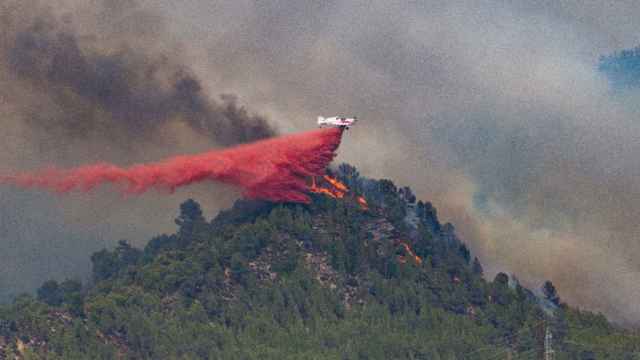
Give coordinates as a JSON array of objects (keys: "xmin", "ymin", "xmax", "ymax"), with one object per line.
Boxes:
[
  {"xmin": 5, "ymin": 0, "xmax": 639, "ymax": 326},
  {"xmin": 0, "ymin": 0, "xmax": 279, "ymax": 302},
  {"xmin": 1, "ymin": 128, "xmax": 344, "ymax": 203},
  {"xmin": 1, "ymin": 0, "xmax": 275, "ymax": 147}
]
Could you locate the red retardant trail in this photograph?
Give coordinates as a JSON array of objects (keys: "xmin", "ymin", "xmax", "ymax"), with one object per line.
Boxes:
[{"xmin": 1, "ymin": 128, "xmax": 344, "ymax": 203}]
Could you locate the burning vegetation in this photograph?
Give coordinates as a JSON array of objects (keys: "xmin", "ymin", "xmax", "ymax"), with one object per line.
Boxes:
[
  {"xmin": 396, "ymin": 241, "xmax": 423, "ymax": 265},
  {"xmin": 310, "ymin": 173, "xmax": 422, "ymax": 265},
  {"xmin": 309, "ymin": 175, "xmax": 369, "ymax": 210},
  {"xmin": 2, "ymin": 166, "xmax": 635, "ymax": 359}
]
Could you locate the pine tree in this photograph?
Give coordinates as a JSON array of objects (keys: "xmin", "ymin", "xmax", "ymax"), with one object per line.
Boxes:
[
  {"xmin": 472, "ymin": 257, "xmax": 484, "ymax": 276},
  {"xmin": 542, "ymin": 281, "xmax": 560, "ymax": 305}
]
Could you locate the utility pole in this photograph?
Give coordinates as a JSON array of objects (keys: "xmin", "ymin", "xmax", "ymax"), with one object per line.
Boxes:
[{"xmin": 544, "ymin": 325, "xmax": 554, "ymax": 360}]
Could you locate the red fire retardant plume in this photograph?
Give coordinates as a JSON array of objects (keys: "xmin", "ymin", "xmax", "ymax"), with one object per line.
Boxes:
[{"xmin": 1, "ymin": 128, "xmax": 344, "ymax": 203}]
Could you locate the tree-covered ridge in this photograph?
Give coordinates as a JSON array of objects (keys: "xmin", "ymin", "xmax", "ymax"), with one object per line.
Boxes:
[
  {"xmin": 1, "ymin": 164, "xmax": 638, "ymax": 359},
  {"xmin": 599, "ymin": 46, "xmax": 640, "ymax": 89}
]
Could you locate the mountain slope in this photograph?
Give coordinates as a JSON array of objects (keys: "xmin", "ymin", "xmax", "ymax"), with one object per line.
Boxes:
[{"xmin": 0, "ymin": 164, "xmax": 638, "ymax": 359}]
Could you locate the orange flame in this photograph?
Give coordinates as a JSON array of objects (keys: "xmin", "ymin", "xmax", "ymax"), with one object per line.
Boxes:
[
  {"xmin": 310, "ymin": 176, "xmax": 420, "ymax": 266},
  {"xmin": 309, "ymin": 175, "xmax": 368, "ymax": 210},
  {"xmin": 396, "ymin": 241, "xmax": 422, "ymax": 265},
  {"xmin": 357, "ymin": 196, "xmax": 369, "ymax": 210},
  {"xmin": 323, "ymin": 175, "xmax": 348, "ymax": 192},
  {"xmin": 310, "ymin": 176, "xmax": 345, "ymax": 198}
]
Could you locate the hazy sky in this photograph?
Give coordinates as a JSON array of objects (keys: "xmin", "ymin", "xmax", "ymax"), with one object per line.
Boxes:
[{"xmin": 2, "ymin": 0, "xmax": 640, "ymax": 325}]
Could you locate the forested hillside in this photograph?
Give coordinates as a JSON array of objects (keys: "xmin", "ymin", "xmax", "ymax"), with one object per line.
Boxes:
[{"xmin": 1, "ymin": 164, "xmax": 638, "ymax": 359}]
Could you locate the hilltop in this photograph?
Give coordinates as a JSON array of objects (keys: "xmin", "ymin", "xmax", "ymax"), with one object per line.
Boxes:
[{"xmin": 0, "ymin": 164, "xmax": 638, "ymax": 359}]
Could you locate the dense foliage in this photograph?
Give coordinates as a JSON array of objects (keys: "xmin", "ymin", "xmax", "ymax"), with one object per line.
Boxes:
[
  {"xmin": 599, "ymin": 46, "xmax": 640, "ymax": 89},
  {"xmin": 0, "ymin": 164, "xmax": 638, "ymax": 359}
]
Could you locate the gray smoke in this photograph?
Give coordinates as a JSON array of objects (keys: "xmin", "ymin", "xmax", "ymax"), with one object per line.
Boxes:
[
  {"xmin": 152, "ymin": 0, "xmax": 640, "ymax": 325},
  {"xmin": 2, "ymin": 0, "xmax": 640, "ymax": 326},
  {"xmin": 1, "ymin": 0, "xmax": 275, "ymax": 149}
]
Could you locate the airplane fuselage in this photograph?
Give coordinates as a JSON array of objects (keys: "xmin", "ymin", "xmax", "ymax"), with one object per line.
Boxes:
[{"xmin": 317, "ymin": 116, "xmax": 357, "ymax": 129}]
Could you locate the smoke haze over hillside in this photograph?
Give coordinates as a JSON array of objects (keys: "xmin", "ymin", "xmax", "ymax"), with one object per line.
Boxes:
[
  {"xmin": 0, "ymin": 0, "xmax": 271, "ymax": 299},
  {"xmin": 2, "ymin": 0, "xmax": 640, "ymax": 325}
]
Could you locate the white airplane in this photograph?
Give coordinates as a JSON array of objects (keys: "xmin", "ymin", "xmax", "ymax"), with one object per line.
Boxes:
[{"xmin": 317, "ymin": 116, "xmax": 357, "ymax": 129}]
